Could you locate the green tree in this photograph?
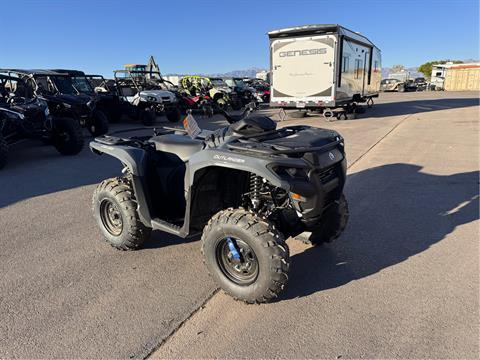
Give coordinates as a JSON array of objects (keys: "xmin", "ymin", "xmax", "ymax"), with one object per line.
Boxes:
[{"xmin": 418, "ymin": 60, "xmax": 464, "ymax": 79}]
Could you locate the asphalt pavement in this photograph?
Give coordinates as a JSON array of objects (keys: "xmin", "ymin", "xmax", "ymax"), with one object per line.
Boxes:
[{"xmin": 0, "ymin": 91, "xmax": 478, "ymax": 358}]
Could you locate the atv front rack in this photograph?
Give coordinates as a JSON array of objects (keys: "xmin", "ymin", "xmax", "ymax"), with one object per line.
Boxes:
[
  {"xmin": 107, "ymin": 126, "xmax": 185, "ymax": 136},
  {"xmin": 94, "ymin": 135, "xmax": 145, "ymax": 146},
  {"xmin": 227, "ymin": 139, "xmax": 341, "ymax": 156}
]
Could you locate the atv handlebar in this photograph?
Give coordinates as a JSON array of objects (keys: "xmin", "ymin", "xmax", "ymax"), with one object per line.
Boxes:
[{"xmin": 220, "ymin": 101, "xmax": 257, "ymax": 124}]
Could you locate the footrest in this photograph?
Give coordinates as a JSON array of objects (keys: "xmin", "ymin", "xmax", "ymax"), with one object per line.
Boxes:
[{"xmin": 151, "ymin": 218, "xmax": 183, "ymax": 236}]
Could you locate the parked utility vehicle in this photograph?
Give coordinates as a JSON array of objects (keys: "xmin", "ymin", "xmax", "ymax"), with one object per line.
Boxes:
[
  {"xmin": 53, "ymin": 70, "xmax": 122, "ymax": 123},
  {"xmin": 178, "ymin": 76, "xmax": 243, "ymax": 112},
  {"xmin": 85, "ymin": 75, "xmax": 116, "ymax": 94},
  {"xmin": 380, "ymin": 78, "xmax": 405, "ymax": 92},
  {"xmin": 113, "ymin": 70, "xmax": 182, "ymax": 124},
  {"xmin": 380, "ymin": 78, "xmax": 417, "ymax": 92},
  {"xmin": 0, "ymin": 69, "xmax": 110, "ymax": 136},
  {"xmin": 245, "ymin": 78, "xmax": 271, "ymax": 103},
  {"xmin": 414, "ymin": 77, "xmax": 427, "ymax": 91},
  {"xmin": 224, "ymin": 77, "xmax": 256, "ymax": 108},
  {"xmin": 0, "ymin": 74, "xmax": 84, "ymax": 169},
  {"xmin": 90, "ymin": 106, "xmax": 349, "ymax": 303}
]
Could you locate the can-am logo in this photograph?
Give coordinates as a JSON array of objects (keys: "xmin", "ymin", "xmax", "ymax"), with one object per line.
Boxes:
[{"xmin": 279, "ymin": 48, "xmax": 326, "ymax": 57}]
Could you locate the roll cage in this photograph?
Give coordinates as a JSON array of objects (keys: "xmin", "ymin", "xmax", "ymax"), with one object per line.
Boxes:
[
  {"xmin": 180, "ymin": 76, "xmax": 213, "ymax": 90},
  {"xmin": 50, "ymin": 69, "xmax": 96, "ymax": 95},
  {"xmin": 0, "ymin": 69, "xmax": 81, "ymax": 96},
  {"xmin": 0, "ymin": 73, "xmax": 30, "ymax": 99},
  {"xmin": 113, "ymin": 70, "xmax": 176, "ymax": 98},
  {"xmin": 85, "ymin": 75, "xmax": 112, "ymax": 92}
]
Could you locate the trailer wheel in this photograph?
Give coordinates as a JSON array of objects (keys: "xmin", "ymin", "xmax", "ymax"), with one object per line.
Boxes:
[
  {"xmin": 289, "ymin": 110, "xmax": 307, "ymax": 119},
  {"xmin": 346, "ymin": 112, "xmax": 356, "ymax": 120},
  {"xmin": 323, "ymin": 108, "xmax": 334, "ymax": 119}
]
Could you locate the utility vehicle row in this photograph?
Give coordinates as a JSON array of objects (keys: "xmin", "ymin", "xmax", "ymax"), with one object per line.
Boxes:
[{"xmin": 0, "ymin": 67, "xmax": 259, "ymax": 170}]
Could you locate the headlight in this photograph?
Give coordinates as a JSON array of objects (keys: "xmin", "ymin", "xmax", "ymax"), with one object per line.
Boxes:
[
  {"xmin": 335, "ymin": 135, "xmax": 344, "ymax": 148},
  {"xmin": 285, "ymin": 167, "xmax": 308, "ymax": 179},
  {"xmin": 62, "ymin": 102, "xmax": 72, "ymax": 109},
  {"xmin": 270, "ymin": 166, "xmax": 309, "ymax": 180}
]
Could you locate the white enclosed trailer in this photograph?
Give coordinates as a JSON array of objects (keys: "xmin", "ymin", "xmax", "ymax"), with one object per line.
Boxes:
[{"xmin": 268, "ymin": 24, "xmax": 381, "ymax": 111}]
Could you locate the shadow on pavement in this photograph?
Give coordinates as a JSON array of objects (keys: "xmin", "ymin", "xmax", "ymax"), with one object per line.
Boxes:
[
  {"xmin": 361, "ymin": 97, "xmax": 479, "ymax": 119},
  {"xmin": 0, "ymin": 113, "xmax": 231, "ymax": 209},
  {"xmin": 282, "ymin": 163, "xmax": 479, "ymax": 301},
  {"xmin": 0, "ymin": 141, "xmax": 121, "ymax": 208},
  {"xmin": 142, "ymin": 232, "xmax": 201, "ymax": 250}
]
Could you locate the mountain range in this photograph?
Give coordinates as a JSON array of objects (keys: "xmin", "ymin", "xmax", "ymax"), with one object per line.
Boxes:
[{"xmin": 168, "ymin": 59, "xmax": 478, "ymax": 79}]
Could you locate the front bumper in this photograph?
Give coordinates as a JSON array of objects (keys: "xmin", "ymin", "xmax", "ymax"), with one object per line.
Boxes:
[{"xmin": 289, "ymin": 157, "xmax": 347, "ymax": 228}]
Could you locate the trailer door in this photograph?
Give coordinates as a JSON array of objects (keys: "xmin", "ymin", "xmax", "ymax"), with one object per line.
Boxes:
[
  {"xmin": 271, "ymin": 35, "xmax": 335, "ymax": 103},
  {"xmin": 362, "ymin": 50, "xmax": 370, "ymax": 94}
]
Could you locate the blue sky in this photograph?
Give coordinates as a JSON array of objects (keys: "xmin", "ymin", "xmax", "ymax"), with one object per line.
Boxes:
[{"xmin": 1, "ymin": 0, "xmax": 478, "ymax": 76}]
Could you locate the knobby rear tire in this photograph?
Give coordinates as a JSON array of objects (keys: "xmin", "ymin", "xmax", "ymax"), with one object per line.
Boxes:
[{"xmin": 92, "ymin": 177, "xmax": 151, "ymax": 250}]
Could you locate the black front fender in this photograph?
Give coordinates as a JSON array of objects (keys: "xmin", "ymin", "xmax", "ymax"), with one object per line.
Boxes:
[{"xmin": 89, "ymin": 141, "xmax": 147, "ymax": 176}]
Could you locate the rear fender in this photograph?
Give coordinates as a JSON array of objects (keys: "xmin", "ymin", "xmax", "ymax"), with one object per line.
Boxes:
[{"xmin": 89, "ymin": 141, "xmax": 147, "ymax": 176}]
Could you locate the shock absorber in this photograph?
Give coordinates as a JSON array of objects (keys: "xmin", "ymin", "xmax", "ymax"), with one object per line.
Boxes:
[{"xmin": 250, "ymin": 173, "xmax": 262, "ymax": 210}]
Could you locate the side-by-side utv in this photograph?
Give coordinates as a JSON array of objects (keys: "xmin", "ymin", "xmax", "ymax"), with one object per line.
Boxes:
[
  {"xmin": 0, "ymin": 69, "xmax": 110, "ymax": 136},
  {"xmin": 0, "ymin": 74, "xmax": 84, "ymax": 169},
  {"xmin": 112, "ymin": 70, "xmax": 182, "ymax": 124}
]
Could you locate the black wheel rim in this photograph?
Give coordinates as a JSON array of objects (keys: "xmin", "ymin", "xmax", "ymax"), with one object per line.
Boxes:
[
  {"xmin": 56, "ymin": 130, "xmax": 70, "ymax": 143},
  {"xmin": 99, "ymin": 199, "xmax": 123, "ymax": 236},
  {"xmin": 216, "ymin": 237, "xmax": 259, "ymax": 285}
]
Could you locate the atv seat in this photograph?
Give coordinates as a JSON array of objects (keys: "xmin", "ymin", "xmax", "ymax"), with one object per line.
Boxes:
[
  {"xmin": 228, "ymin": 115, "xmax": 276, "ymax": 135},
  {"xmin": 150, "ymin": 134, "xmax": 204, "ymax": 162}
]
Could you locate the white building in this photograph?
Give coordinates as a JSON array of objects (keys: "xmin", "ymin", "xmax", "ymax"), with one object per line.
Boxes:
[
  {"xmin": 430, "ymin": 62, "xmax": 480, "ymax": 90},
  {"xmin": 255, "ymin": 70, "xmax": 269, "ymax": 82}
]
